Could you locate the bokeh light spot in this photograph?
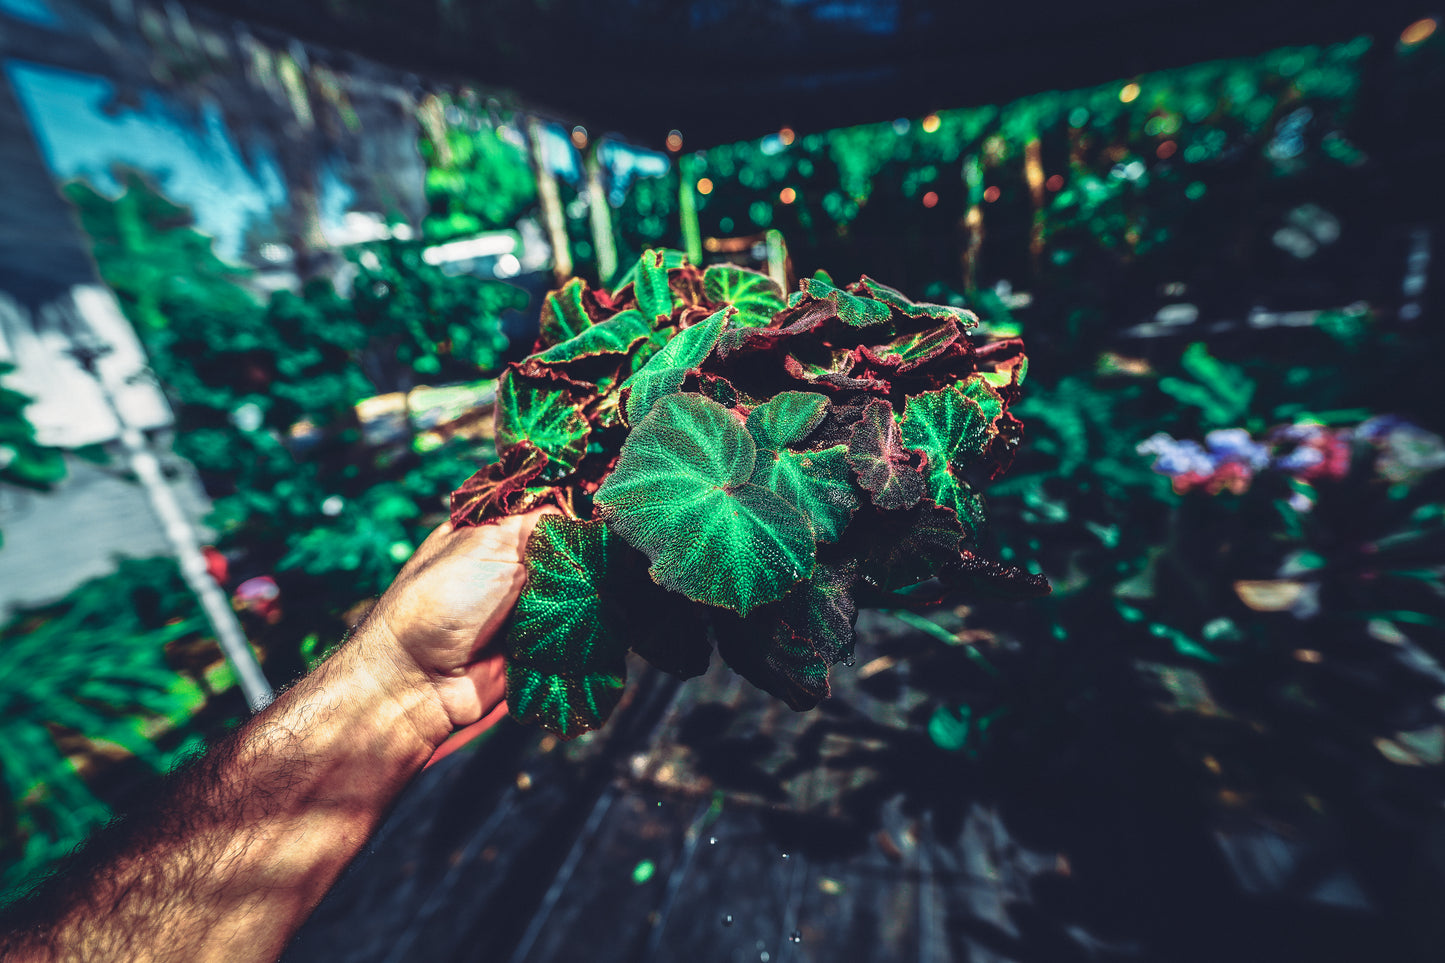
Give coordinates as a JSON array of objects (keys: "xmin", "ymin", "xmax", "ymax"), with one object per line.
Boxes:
[{"xmin": 1401, "ymin": 17, "xmax": 1436, "ymax": 45}]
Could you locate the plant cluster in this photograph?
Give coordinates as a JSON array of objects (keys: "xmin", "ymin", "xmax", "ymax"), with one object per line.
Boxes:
[
  {"xmin": 0, "ymin": 559, "xmax": 213, "ymax": 901},
  {"xmin": 0, "ymin": 365, "xmax": 66, "ymax": 548},
  {"xmin": 451, "ymin": 250, "xmax": 1047, "ymax": 738}
]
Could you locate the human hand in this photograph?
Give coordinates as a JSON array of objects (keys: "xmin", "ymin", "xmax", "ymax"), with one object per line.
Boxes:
[{"xmin": 362, "ymin": 507, "xmax": 556, "ymax": 745}]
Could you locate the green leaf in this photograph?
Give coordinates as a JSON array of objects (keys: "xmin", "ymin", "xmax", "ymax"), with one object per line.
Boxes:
[
  {"xmin": 494, "ymin": 370, "xmax": 590, "ymax": 477},
  {"xmin": 505, "ymin": 516, "xmax": 630, "ymax": 738},
  {"xmin": 796, "ymin": 274, "xmax": 891, "ymax": 328},
  {"xmin": 928, "ymin": 704, "xmax": 997, "ymax": 755},
  {"xmin": 636, "ymin": 249, "xmax": 673, "ymax": 324},
  {"xmin": 716, "ymin": 558, "xmax": 858, "ymax": 709},
  {"xmin": 2, "ymin": 446, "xmax": 66, "ymax": 488},
  {"xmin": 702, "ymin": 265, "xmax": 784, "ymax": 328},
  {"xmin": 697, "ymin": 373, "xmax": 739, "ymax": 408},
  {"xmin": 744, "ymin": 391, "xmax": 829, "ymax": 450},
  {"xmin": 899, "ymin": 384, "xmax": 997, "ymax": 535},
  {"xmin": 956, "ymin": 374, "xmax": 1006, "ymax": 426},
  {"xmin": 900, "ymin": 385, "xmax": 997, "ymax": 472},
  {"xmin": 853, "ymin": 276, "xmax": 979, "ymax": 326},
  {"xmin": 538, "ymin": 277, "xmax": 594, "ymax": 347},
  {"xmin": 745, "ymin": 393, "xmax": 856, "ymax": 543},
  {"xmin": 1148, "ymin": 621, "xmax": 1220, "ymax": 663},
  {"xmin": 621, "ymin": 306, "xmax": 732, "ymax": 425},
  {"xmin": 595, "ymin": 393, "xmax": 815, "ymax": 615},
  {"xmin": 614, "ymin": 248, "xmax": 689, "ymax": 290},
  {"xmin": 1158, "ymin": 342, "xmax": 1255, "ymax": 427},
  {"xmin": 750, "ymin": 444, "xmax": 857, "ymax": 543},
  {"xmin": 845, "ymin": 400, "xmax": 924, "ymax": 509},
  {"xmin": 859, "ymin": 319, "xmax": 961, "ymax": 371},
  {"xmin": 532, "ymin": 309, "xmax": 652, "ymax": 365}
]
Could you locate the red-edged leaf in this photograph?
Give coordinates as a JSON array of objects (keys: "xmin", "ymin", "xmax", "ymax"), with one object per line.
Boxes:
[
  {"xmin": 845, "ymin": 399, "xmax": 924, "ymax": 509},
  {"xmin": 450, "ymin": 442, "xmax": 553, "ymax": 527},
  {"xmin": 715, "ymin": 558, "xmax": 858, "ymax": 710},
  {"xmin": 712, "ymin": 299, "xmax": 834, "ymax": 362},
  {"xmin": 858, "ymin": 318, "xmax": 961, "ymax": 371},
  {"xmin": 494, "ymin": 369, "xmax": 592, "ymax": 478},
  {"xmin": 851, "ymin": 276, "xmax": 980, "ymax": 327},
  {"xmin": 531, "ymin": 309, "xmax": 652, "ymax": 366},
  {"xmin": 538, "ymin": 277, "xmax": 602, "ymax": 348},
  {"xmin": 973, "ymin": 337, "xmax": 1029, "ymax": 404},
  {"xmin": 793, "ymin": 275, "xmax": 891, "ymax": 328},
  {"xmin": 783, "ymin": 348, "xmax": 890, "ymax": 393}
]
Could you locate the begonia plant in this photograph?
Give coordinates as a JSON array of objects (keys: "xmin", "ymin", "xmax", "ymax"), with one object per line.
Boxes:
[{"xmin": 450, "ymin": 250, "xmax": 1048, "ymax": 738}]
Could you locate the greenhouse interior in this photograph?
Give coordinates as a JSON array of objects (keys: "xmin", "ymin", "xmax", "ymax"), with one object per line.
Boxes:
[{"xmin": 0, "ymin": 0, "xmax": 1443, "ymax": 959}]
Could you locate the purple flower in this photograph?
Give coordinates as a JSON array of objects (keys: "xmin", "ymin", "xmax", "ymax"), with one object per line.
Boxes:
[
  {"xmin": 1273, "ymin": 446, "xmax": 1324, "ymax": 472},
  {"xmin": 1138, "ymin": 432, "xmax": 1216, "ymax": 476},
  {"xmin": 1205, "ymin": 428, "xmax": 1271, "ymax": 469}
]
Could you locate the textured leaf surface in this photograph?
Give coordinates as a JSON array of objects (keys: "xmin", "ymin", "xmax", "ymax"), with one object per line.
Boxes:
[
  {"xmin": 702, "ymin": 265, "xmax": 784, "ymax": 328},
  {"xmin": 532, "ymin": 309, "xmax": 651, "ymax": 365},
  {"xmin": 538, "ymin": 277, "xmax": 593, "ymax": 347},
  {"xmin": 797, "ymin": 275, "xmax": 890, "ymax": 328},
  {"xmin": 495, "ymin": 370, "xmax": 591, "ymax": 477},
  {"xmin": 744, "ymin": 391, "xmax": 829, "ymax": 450},
  {"xmin": 859, "ymin": 319, "xmax": 960, "ymax": 371},
  {"xmin": 595, "ymin": 393, "xmax": 814, "ymax": 615},
  {"xmin": 716, "ymin": 558, "xmax": 858, "ymax": 709},
  {"xmin": 956, "ymin": 374, "xmax": 1006, "ymax": 427},
  {"xmin": 636, "ymin": 249, "xmax": 673, "ymax": 323},
  {"xmin": 621, "ymin": 306, "xmax": 730, "ymax": 425},
  {"xmin": 853, "ymin": 276, "xmax": 979, "ymax": 326},
  {"xmin": 845, "ymin": 400, "xmax": 924, "ymax": 509},
  {"xmin": 750, "ymin": 444, "xmax": 856, "ymax": 543},
  {"xmin": 613, "ymin": 248, "xmax": 689, "ymax": 291},
  {"xmin": 505, "ymin": 516, "xmax": 628, "ymax": 738},
  {"xmin": 743, "ymin": 392, "xmax": 857, "ymax": 542},
  {"xmin": 450, "ymin": 442, "xmax": 551, "ymax": 526},
  {"xmin": 698, "ymin": 372, "xmax": 739, "ymax": 407},
  {"xmin": 900, "ymin": 384, "xmax": 1002, "ymax": 534},
  {"xmin": 897, "ymin": 388, "xmax": 984, "ymax": 522},
  {"xmin": 782, "ymin": 349, "xmax": 890, "ymax": 393}
]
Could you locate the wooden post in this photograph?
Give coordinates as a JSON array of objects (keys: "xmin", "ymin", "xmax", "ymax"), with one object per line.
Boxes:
[
  {"xmin": 585, "ymin": 143, "xmax": 617, "ymax": 284},
  {"xmin": 526, "ymin": 115, "xmax": 572, "ymax": 283}
]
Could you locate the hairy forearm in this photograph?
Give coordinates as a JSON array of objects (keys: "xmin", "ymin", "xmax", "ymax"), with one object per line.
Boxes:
[{"xmin": 0, "ymin": 619, "xmax": 452, "ymax": 963}]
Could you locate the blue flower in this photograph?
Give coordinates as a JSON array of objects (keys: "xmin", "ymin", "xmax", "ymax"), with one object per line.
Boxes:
[
  {"xmin": 1205, "ymin": 428, "xmax": 1270, "ymax": 469},
  {"xmin": 1138, "ymin": 433, "xmax": 1215, "ymax": 476}
]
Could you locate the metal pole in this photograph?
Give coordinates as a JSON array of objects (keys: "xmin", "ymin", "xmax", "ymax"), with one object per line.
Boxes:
[
  {"xmin": 114, "ymin": 420, "xmax": 275, "ymax": 711},
  {"xmin": 77, "ymin": 342, "xmax": 274, "ymax": 711}
]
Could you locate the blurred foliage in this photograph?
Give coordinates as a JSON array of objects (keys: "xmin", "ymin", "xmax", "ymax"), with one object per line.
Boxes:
[
  {"xmin": 417, "ymin": 94, "xmax": 538, "ymax": 240},
  {"xmin": 63, "ymin": 169, "xmax": 523, "ymax": 658},
  {"xmin": 0, "ymin": 559, "xmax": 215, "ymax": 902},
  {"xmin": 0, "ymin": 365, "xmax": 67, "ymax": 548}
]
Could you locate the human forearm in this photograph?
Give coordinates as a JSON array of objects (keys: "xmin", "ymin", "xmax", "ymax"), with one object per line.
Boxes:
[{"xmin": 1, "ymin": 617, "xmax": 453, "ymax": 963}]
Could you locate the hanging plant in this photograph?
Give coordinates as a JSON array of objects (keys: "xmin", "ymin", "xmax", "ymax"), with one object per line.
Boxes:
[{"xmin": 450, "ymin": 250, "xmax": 1048, "ymax": 738}]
